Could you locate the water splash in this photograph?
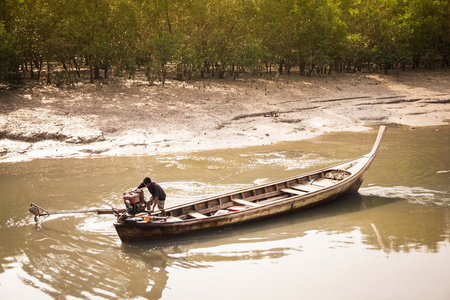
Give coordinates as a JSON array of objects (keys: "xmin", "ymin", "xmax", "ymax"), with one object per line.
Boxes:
[{"xmin": 360, "ymin": 186, "xmax": 449, "ymax": 207}]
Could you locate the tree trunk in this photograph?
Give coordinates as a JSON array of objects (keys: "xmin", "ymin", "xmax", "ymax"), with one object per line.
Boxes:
[
  {"xmin": 29, "ymin": 61, "xmax": 34, "ymax": 79},
  {"xmin": 299, "ymin": 62, "xmax": 305, "ymax": 76},
  {"xmin": 35, "ymin": 59, "xmax": 42, "ymax": 81},
  {"xmin": 428, "ymin": 54, "xmax": 435, "ymax": 71},
  {"xmin": 309, "ymin": 64, "xmax": 315, "ymax": 75},
  {"xmin": 94, "ymin": 65, "xmax": 100, "ymax": 79},
  {"xmin": 161, "ymin": 62, "xmax": 166, "ymax": 86},
  {"xmin": 46, "ymin": 61, "xmax": 51, "ymax": 85},
  {"xmin": 176, "ymin": 63, "xmax": 183, "ymax": 81},
  {"xmin": 63, "ymin": 61, "xmax": 73, "ymax": 84},
  {"xmin": 87, "ymin": 55, "xmax": 94, "ymax": 83},
  {"xmin": 442, "ymin": 55, "xmax": 449, "ymax": 68}
]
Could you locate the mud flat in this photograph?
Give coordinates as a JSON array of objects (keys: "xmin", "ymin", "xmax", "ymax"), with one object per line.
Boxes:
[{"xmin": 0, "ymin": 70, "xmax": 449, "ymax": 163}]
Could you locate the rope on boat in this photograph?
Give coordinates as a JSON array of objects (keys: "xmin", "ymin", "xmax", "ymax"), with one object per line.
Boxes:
[{"xmin": 325, "ymin": 170, "xmax": 351, "ymax": 181}]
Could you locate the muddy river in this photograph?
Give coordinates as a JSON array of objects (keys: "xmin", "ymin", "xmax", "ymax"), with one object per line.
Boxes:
[{"xmin": 0, "ymin": 125, "xmax": 449, "ymax": 299}]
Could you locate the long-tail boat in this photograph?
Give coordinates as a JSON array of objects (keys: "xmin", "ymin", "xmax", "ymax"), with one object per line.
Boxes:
[{"xmin": 113, "ymin": 126, "xmax": 386, "ymax": 242}]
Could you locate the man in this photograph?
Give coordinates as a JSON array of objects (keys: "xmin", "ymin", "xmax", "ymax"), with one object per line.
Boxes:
[{"xmin": 137, "ymin": 177, "xmax": 166, "ymax": 216}]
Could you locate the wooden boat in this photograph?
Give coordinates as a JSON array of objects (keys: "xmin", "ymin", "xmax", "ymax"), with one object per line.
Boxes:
[{"xmin": 114, "ymin": 126, "xmax": 387, "ymax": 242}]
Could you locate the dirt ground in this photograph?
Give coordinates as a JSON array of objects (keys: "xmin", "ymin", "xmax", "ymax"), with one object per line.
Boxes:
[{"xmin": 0, "ymin": 70, "xmax": 449, "ymax": 163}]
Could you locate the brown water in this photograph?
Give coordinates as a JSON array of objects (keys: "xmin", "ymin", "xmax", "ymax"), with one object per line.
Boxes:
[{"xmin": 0, "ymin": 125, "xmax": 449, "ymax": 300}]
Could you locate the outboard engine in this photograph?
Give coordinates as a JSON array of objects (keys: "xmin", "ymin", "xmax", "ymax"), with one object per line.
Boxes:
[{"xmin": 123, "ymin": 189, "xmax": 146, "ymax": 214}]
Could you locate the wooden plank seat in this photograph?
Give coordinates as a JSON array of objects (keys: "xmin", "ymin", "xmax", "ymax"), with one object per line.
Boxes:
[
  {"xmin": 231, "ymin": 190, "xmax": 280, "ymax": 203},
  {"xmin": 232, "ymin": 199, "xmax": 260, "ymax": 207},
  {"xmin": 195, "ymin": 202, "xmax": 234, "ymax": 215},
  {"xmin": 257, "ymin": 195, "xmax": 289, "ymax": 205},
  {"xmin": 305, "ymin": 180, "xmax": 328, "ymax": 188},
  {"xmin": 228, "ymin": 206, "xmax": 248, "ymax": 212},
  {"xmin": 290, "ymin": 184, "xmax": 322, "ymax": 192},
  {"xmin": 280, "ymin": 188, "xmax": 308, "ymax": 196},
  {"xmin": 188, "ymin": 211, "xmax": 208, "ymax": 219},
  {"xmin": 135, "ymin": 212, "xmax": 149, "ymax": 217},
  {"xmin": 311, "ymin": 180, "xmax": 334, "ymax": 187},
  {"xmin": 174, "ymin": 202, "xmax": 235, "ymax": 219}
]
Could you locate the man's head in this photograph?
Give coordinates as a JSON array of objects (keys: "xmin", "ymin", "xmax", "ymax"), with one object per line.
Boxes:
[{"xmin": 143, "ymin": 177, "xmax": 152, "ymax": 188}]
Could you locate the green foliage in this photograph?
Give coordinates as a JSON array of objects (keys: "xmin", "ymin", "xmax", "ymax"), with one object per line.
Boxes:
[
  {"xmin": 0, "ymin": 22, "xmax": 19, "ymax": 78},
  {"xmin": 1, "ymin": 0, "xmax": 448, "ymax": 82},
  {"xmin": 237, "ymin": 35, "xmax": 268, "ymax": 75}
]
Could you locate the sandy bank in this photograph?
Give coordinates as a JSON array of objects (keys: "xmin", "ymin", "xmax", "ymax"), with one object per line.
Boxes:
[{"xmin": 0, "ymin": 70, "xmax": 449, "ymax": 163}]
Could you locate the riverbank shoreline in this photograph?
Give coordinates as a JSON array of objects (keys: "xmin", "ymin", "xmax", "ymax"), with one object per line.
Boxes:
[{"xmin": 1, "ymin": 70, "xmax": 449, "ymax": 163}]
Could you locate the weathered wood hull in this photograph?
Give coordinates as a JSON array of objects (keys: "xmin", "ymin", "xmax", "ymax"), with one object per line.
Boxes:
[{"xmin": 114, "ymin": 126, "xmax": 386, "ymax": 243}]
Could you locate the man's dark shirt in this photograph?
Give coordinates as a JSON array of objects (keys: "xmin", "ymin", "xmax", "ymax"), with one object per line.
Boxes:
[{"xmin": 138, "ymin": 181, "xmax": 166, "ymax": 200}]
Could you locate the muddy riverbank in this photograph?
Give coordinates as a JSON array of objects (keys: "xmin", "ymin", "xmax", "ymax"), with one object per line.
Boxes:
[{"xmin": 0, "ymin": 70, "xmax": 449, "ymax": 163}]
